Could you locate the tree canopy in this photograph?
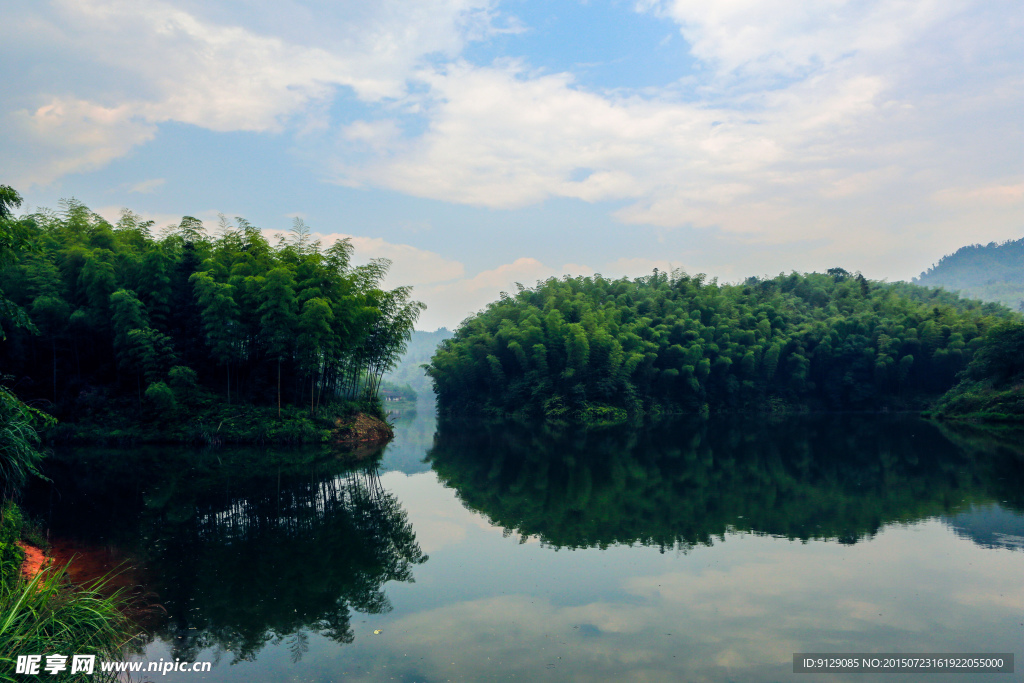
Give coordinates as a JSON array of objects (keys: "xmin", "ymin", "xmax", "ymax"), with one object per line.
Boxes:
[
  {"xmin": 932, "ymin": 319, "xmax": 1024, "ymax": 420},
  {"xmin": 0, "ymin": 196, "xmax": 424, "ymax": 416},
  {"xmin": 428, "ymin": 269, "xmax": 1015, "ymax": 419}
]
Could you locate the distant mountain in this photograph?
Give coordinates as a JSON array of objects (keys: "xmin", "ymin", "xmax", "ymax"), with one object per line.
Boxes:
[
  {"xmin": 914, "ymin": 238, "xmax": 1024, "ymax": 311},
  {"xmin": 383, "ymin": 328, "xmax": 454, "ymax": 399}
]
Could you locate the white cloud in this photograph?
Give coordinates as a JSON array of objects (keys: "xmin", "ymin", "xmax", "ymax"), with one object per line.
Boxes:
[
  {"xmin": 635, "ymin": 0, "xmax": 969, "ymax": 78},
  {"xmin": 413, "ymin": 258, "xmax": 611, "ymax": 329},
  {"xmin": 413, "ymin": 257, "xmax": 551, "ymax": 329},
  {"xmin": 128, "ymin": 178, "xmax": 165, "ymax": 194},
  {"xmin": 2, "ymin": 0, "xmax": 1020, "ymax": 288},
  {"xmin": 334, "ymin": 61, "xmax": 713, "ymax": 208},
  {"xmin": 1, "ymin": 0, "xmax": 508, "ymax": 186},
  {"xmin": 933, "ymin": 181, "xmax": 1024, "ymax": 207},
  {"xmin": 328, "ymin": 0, "xmax": 1021, "ymax": 276},
  {"xmin": 259, "ymin": 236, "xmax": 601, "ymax": 329},
  {"xmin": 334, "ymin": 59, "xmax": 899, "ymax": 238},
  {"xmin": 315, "ymin": 232, "xmax": 466, "ymax": 288},
  {"xmin": 3, "ymin": 100, "xmax": 156, "ymax": 186},
  {"xmin": 55, "ymin": 0, "xmax": 507, "ymax": 109}
]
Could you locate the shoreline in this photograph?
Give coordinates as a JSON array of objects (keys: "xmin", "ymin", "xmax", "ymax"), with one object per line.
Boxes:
[
  {"xmin": 17, "ymin": 541, "xmax": 47, "ymax": 580},
  {"xmin": 45, "ymin": 409, "xmax": 395, "ymax": 447}
]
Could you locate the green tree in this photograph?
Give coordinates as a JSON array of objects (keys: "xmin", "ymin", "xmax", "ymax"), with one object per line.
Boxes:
[
  {"xmin": 259, "ymin": 267, "xmax": 297, "ymax": 418},
  {"xmin": 191, "ymin": 271, "xmax": 242, "ymax": 403},
  {"xmin": 297, "ymin": 297, "xmax": 334, "ymax": 415}
]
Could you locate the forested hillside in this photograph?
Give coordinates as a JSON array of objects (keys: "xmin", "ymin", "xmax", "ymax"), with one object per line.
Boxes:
[
  {"xmin": 428, "ymin": 269, "xmax": 1015, "ymax": 420},
  {"xmin": 0, "ymin": 188, "xmax": 423, "ymax": 428},
  {"xmin": 915, "ymin": 238, "xmax": 1024, "ymax": 311},
  {"xmin": 383, "ymin": 328, "xmax": 453, "ymax": 399}
]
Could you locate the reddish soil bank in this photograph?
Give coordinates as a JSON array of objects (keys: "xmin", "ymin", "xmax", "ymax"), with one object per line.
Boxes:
[
  {"xmin": 332, "ymin": 412, "xmax": 393, "ymax": 446},
  {"xmin": 26, "ymin": 538, "xmax": 164, "ymax": 627},
  {"xmin": 48, "ymin": 539, "xmax": 148, "ymax": 595},
  {"xmin": 15, "ymin": 538, "xmax": 163, "ymax": 632},
  {"xmin": 17, "ymin": 541, "xmax": 49, "ymax": 580}
]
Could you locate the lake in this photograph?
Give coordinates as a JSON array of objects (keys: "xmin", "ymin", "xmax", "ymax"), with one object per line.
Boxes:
[{"xmin": 26, "ymin": 407, "xmax": 1024, "ymax": 682}]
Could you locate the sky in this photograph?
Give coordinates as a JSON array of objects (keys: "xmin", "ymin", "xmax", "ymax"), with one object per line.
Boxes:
[{"xmin": 2, "ymin": 0, "xmax": 1021, "ymax": 330}]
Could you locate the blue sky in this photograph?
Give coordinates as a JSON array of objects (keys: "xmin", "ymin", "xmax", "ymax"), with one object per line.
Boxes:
[{"xmin": 2, "ymin": 0, "xmax": 1021, "ymax": 329}]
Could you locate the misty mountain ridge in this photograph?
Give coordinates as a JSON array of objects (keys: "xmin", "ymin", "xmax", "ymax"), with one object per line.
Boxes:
[
  {"xmin": 914, "ymin": 237, "xmax": 1024, "ymax": 312},
  {"xmin": 383, "ymin": 328, "xmax": 454, "ymax": 399}
]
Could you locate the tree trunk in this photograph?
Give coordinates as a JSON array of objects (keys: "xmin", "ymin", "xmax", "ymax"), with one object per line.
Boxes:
[
  {"xmin": 277, "ymin": 358, "xmax": 282, "ymax": 420},
  {"xmin": 315, "ymin": 366, "xmax": 324, "ymax": 411}
]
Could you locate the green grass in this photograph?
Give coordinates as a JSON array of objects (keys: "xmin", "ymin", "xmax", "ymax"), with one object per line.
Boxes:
[
  {"xmin": 0, "ymin": 387, "xmax": 140, "ymax": 682},
  {"xmin": 0, "ymin": 565, "xmax": 138, "ymax": 683},
  {"xmin": 0, "ymin": 503, "xmax": 23, "ymax": 589},
  {"xmin": 932, "ymin": 382, "xmax": 1024, "ymax": 423}
]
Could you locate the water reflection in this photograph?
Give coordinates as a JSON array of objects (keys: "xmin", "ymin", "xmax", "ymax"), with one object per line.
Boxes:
[
  {"xmin": 28, "ymin": 446, "xmax": 426, "ymax": 663},
  {"xmin": 428, "ymin": 415, "xmax": 1024, "ymax": 550},
  {"xmin": 945, "ymin": 504, "xmax": 1024, "ymax": 551},
  {"xmin": 23, "ymin": 416, "xmax": 1024, "ymax": 682},
  {"xmin": 380, "ymin": 398, "xmax": 439, "ymax": 475}
]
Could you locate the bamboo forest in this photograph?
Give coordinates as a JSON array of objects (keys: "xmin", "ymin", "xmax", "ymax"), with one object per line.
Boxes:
[
  {"xmin": 0, "ymin": 190, "xmax": 424, "ymax": 444},
  {"xmin": 428, "ymin": 270, "xmax": 1023, "ymax": 420}
]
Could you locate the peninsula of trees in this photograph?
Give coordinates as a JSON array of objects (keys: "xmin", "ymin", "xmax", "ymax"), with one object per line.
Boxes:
[
  {"xmin": 0, "ymin": 187, "xmax": 423, "ymax": 443},
  {"xmin": 427, "ymin": 269, "xmax": 1019, "ymax": 420}
]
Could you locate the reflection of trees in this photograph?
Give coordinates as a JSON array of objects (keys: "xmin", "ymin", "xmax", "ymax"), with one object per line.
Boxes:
[
  {"xmin": 26, "ymin": 446, "xmax": 425, "ymax": 663},
  {"xmin": 931, "ymin": 422, "xmax": 1024, "ymax": 511},
  {"xmin": 429, "ymin": 415, "xmax": 1024, "ymax": 551},
  {"xmin": 378, "ymin": 403, "xmax": 438, "ymax": 475}
]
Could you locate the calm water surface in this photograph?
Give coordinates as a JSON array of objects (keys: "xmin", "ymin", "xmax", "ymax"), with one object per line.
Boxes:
[{"xmin": 28, "ymin": 407, "xmax": 1024, "ymax": 682}]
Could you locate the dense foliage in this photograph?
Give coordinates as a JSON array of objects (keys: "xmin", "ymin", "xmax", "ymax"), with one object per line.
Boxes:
[
  {"xmin": 932, "ymin": 320, "xmax": 1024, "ymax": 421},
  {"xmin": 428, "ymin": 270, "xmax": 1014, "ymax": 419},
  {"xmin": 0, "ymin": 193, "xmax": 423, "ymax": 421},
  {"xmin": 0, "ymin": 502, "xmax": 22, "ymax": 589},
  {"xmin": 0, "ymin": 386, "xmax": 50, "ymax": 501},
  {"xmin": 915, "ymin": 237, "xmax": 1024, "ymax": 312},
  {"xmin": 1, "ymin": 186, "xmax": 135, "ymax": 680}
]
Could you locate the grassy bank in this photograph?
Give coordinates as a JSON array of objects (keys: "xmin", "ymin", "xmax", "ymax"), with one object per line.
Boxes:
[
  {"xmin": 0, "ymin": 566, "xmax": 137, "ymax": 683},
  {"xmin": 0, "ymin": 501, "xmax": 139, "ymax": 683},
  {"xmin": 925, "ymin": 385, "xmax": 1024, "ymax": 424},
  {"xmin": 45, "ymin": 386, "xmax": 393, "ymax": 446}
]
